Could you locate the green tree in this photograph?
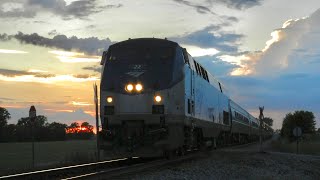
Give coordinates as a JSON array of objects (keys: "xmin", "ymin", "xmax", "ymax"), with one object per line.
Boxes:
[
  {"xmin": 17, "ymin": 115, "xmax": 48, "ymax": 127},
  {"xmin": 47, "ymin": 122, "xmax": 67, "ymax": 141},
  {"xmin": 16, "ymin": 115, "xmax": 49, "ymax": 141},
  {"xmin": 263, "ymin": 117, "xmax": 273, "ymax": 127},
  {"xmin": 70, "ymin": 122, "xmax": 79, "ymax": 128},
  {"xmin": 281, "ymin": 110, "xmax": 316, "ymax": 140},
  {"xmin": 0, "ymin": 107, "xmax": 11, "ymax": 127}
]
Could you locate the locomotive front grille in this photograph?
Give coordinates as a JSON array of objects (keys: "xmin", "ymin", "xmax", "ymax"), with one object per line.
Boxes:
[
  {"xmin": 152, "ymin": 105, "xmax": 164, "ymax": 114},
  {"xmin": 105, "ymin": 106, "xmax": 115, "ymax": 115}
]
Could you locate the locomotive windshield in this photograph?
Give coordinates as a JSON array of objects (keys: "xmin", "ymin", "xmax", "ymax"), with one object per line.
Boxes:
[{"xmin": 101, "ymin": 39, "xmax": 183, "ymax": 92}]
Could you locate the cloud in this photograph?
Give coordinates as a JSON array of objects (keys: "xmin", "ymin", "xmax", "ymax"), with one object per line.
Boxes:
[
  {"xmin": 73, "ymin": 74, "xmax": 91, "ymax": 79},
  {"xmin": 0, "ymin": 0, "xmax": 122, "ymax": 20},
  {"xmin": 70, "ymin": 101, "xmax": 92, "ymax": 106},
  {"xmin": 219, "ymin": 9, "xmax": 320, "ymax": 76},
  {"xmin": 82, "ymin": 65, "xmax": 101, "ymax": 73},
  {"xmin": 11, "ymin": 32, "xmax": 115, "ymax": 55},
  {"xmin": 0, "ymin": 68, "xmax": 99, "ymax": 83},
  {"xmin": 33, "ymin": 20, "xmax": 46, "ymax": 24},
  {"xmin": 48, "ymin": 30, "xmax": 59, "ymax": 36},
  {"xmin": 171, "ymin": 25, "xmax": 243, "ymax": 52},
  {"xmin": 183, "ymin": 45, "xmax": 220, "ymax": 57},
  {"xmin": 86, "ymin": 25, "xmax": 96, "ymax": 29},
  {"xmin": 49, "ymin": 50, "xmax": 101, "ymax": 63},
  {"xmin": 173, "ymin": 0, "xmax": 263, "ymax": 13},
  {"xmin": 0, "ymin": 68, "xmax": 35, "ymax": 77},
  {"xmin": 207, "ymin": 0, "xmax": 263, "ymax": 10},
  {"xmin": 0, "ymin": 97, "xmax": 15, "ymax": 101},
  {"xmin": 173, "ymin": 0, "xmax": 216, "ymax": 15},
  {"xmin": 0, "ymin": 49, "xmax": 28, "ymax": 54},
  {"xmin": 199, "ymin": 9, "xmax": 320, "ymax": 129},
  {"xmin": 0, "ymin": 1, "xmax": 36, "ymax": 18}
]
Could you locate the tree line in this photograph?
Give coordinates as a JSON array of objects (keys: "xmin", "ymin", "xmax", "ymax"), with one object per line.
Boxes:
[
  {"xmin": 281, "ymin": 110, "xmax": 318, "ymax": 141},
  {"xmin": 0, "ymin": 107, "xmax": 94, "ymax": 143}
]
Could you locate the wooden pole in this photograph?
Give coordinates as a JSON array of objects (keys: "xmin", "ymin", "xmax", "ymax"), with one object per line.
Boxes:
[
  {"xmin": 259, "ymin": 106, "xmax": 264, "ymax": 153},
  {"xmin": 29, "ymin": 106, "xmax": 36, "ymax": 168},
  {"xmin": 93, "ymin": 83, "xmax": 100, "ymax": 161},
  {"xmin": 32, "ymin": 121, "xmax": 35, "ymax": 168},
  {"xmin": 296, "ymin": 138, "xmax": 299, "ymax": 154}
]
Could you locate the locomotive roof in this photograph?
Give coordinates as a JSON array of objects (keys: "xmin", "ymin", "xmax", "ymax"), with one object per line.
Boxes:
[{"xmin": 109, "ymin": 38, "xmax": 178, "ymax": 49}]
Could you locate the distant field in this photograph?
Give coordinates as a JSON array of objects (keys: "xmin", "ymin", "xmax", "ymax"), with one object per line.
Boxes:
[
  {"xmin": 0, "ymin": 140, "xmax": 97, "ymax": 174},
  {"xmin": 271, "ymin": 135, "xmax": 320, "ymax": 156}
]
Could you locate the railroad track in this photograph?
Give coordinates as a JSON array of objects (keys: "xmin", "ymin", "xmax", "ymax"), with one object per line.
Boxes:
[
  {"xmin": 0, "ymin": 141, "xmax": 263, "ymax": 179},
  {"xmin": 64, "ymin": 153, "xmax": 206, "ymax": 179},
  {"xmin": 0, "ymin": 157, "xmax": 149, "ymax": 179},
  {"xmin": 65, "ymin": 142, "xmax": 263, "ymax": 179}
]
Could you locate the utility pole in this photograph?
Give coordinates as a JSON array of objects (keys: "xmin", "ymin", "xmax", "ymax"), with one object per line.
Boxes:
[
  {"xmin": 29, "ymin": 105, "xmax": 36, "ymax": 168},
  {"xmin": 93, "ymin": 83, "xmax": 100, "ymax": 161},
  {"xmin": 259, "ymin": 106, "xmax": 264, "ymax": 153}
]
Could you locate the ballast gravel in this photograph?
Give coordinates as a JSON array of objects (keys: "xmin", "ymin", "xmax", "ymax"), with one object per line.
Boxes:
[{"xmin": 131, "ymin": 144, "xmax": 320, "ymax": 179}]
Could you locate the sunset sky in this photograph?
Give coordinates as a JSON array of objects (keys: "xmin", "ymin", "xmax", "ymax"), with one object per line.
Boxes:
[{"xmin": 0, "ymin": 0, "xmax": 319, "ymax": 129}]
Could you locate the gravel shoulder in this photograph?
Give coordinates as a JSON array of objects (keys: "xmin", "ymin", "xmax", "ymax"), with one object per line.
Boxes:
[{"xmin": 131, "ymin": 141, "xmax": 320, "ymax": 180}]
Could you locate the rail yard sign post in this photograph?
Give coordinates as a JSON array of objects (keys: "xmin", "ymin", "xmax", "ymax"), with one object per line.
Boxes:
[
  {"xmin": 29, "ymin": 105, "xmax": 36, "ymax": 168},
  {"xmin": 293, "ymin": 127, "xmax": 302, "ymax": 154}
]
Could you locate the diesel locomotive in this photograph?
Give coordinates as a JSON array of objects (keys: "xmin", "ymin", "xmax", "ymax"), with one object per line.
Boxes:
[{"xmin": 99, "ymin": 38, "xmax": 272, "ymax": 157}]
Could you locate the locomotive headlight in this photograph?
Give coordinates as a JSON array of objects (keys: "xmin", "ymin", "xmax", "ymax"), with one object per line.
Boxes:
[
  {"xmin": 154, "ymin": 95, "xmax": 162, "ymax": 102},
  {"xmin": 107, "ymin": 97, "xmax": 113, "ymax": 103},
  {"xmin": 126, "ymin": 84, "xmax": 134, "ymax": 92},
  {"xmin": 135, "ymin": 83, "xmax": 143, "ymax": 91}
]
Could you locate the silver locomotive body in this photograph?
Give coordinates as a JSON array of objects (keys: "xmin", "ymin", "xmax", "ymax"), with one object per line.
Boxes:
[{"xmin": 99, "ymin": 38, "xmax": 272, "ymax": 157}]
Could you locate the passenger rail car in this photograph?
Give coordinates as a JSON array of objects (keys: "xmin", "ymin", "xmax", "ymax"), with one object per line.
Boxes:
[{"xmin": 99, "ymin": 38, "xmax": 272, "ymax": 157}]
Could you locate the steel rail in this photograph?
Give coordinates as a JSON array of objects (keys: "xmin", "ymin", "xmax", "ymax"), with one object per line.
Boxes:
[
  {"xmin": 63, "ymin": 153, "xmax": 205, "ymax": 179},
  {"xmin": 0, "ymin": 157, "xmax": 139, "ymax": 179}
]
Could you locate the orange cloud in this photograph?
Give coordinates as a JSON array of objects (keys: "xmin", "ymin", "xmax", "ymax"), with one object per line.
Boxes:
[
  {"xmin": 44, "ymin": 109, "xmax": 74, "ymax": 113},
  {"xmin": 71, "ymin": 101, "xmax": 93, "ymax": 106}
]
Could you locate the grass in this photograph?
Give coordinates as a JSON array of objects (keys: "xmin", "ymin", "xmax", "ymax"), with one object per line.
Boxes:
[
  {"xmin": 271, "ymin": 134, "xmax": 320, "ymax": 156},
  {"xmin": 0, "ymin": 140, "xmax": 97, "ymax": 175}
]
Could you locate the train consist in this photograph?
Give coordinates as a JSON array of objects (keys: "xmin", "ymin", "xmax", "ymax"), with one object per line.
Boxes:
[{"xmin": 99, "ymin": 38, "xmax": 273, "ymax": 157}]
